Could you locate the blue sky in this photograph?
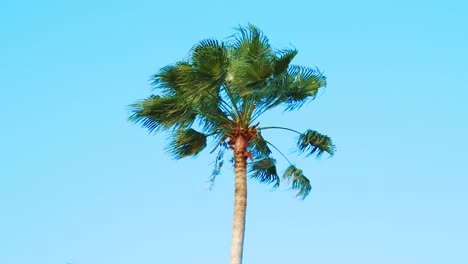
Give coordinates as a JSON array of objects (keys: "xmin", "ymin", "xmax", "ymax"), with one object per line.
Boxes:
[{"xmin": 1, "ymin": 0, "xmax": 467, "ymax": 263}]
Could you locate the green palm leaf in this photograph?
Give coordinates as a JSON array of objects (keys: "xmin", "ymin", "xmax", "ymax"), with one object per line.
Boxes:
[
  {"xmin": 228, "ymin": 24, "xmax": 274, "ymax": 94},
  {"xmin": 249, "ymin": 157, "xmax": 280, "ymax": 187},
  {"xmin": 273, "ymin": 49, "xmax": 298, "ymax": 76},
  {"xmin": 192, "ymin": 39, "xmax": 228, "ymax": 80},
  {"xmin": 154, "ymin": 42, "xmax": 228, "ymax": 107},
  {"xmin": 152, "ymin": 62, "xmax": 192, "ymax": 95},
  {"xmin": 297, "ymin": 130, "xmax": 335, "ymax": 157},
  {"xmin": 276, "ymin": 66, "xmax": 326, "ymax": 111},
  {"xmin": 246, "ymin": 65, "xmax": 326, "ymax": 115},
  {"xmin": 129, "ymin": 95, "xmax": 196, "ymax": 132},
  {"xmin": 231, "ymin": 24, "xmax": 272, "ymax": 62},
  {"xmin": 283, "ymin": 165, "xmax": 311, "ymax": 199},
  {"xmin": 249, "ymin": 133, "xmax": 272, "ymax": 158},
  {"xmin": 167, "ymin": 128, "xmax": 207, "ymax": 159},
  {"xmin": 209, "ymin": 142, "xmax": 228, "ymax": 188}
]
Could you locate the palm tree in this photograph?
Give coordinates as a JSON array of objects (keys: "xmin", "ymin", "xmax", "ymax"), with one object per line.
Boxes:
[{"xmin": 129, "ymin": 24, "xmax": 335, "ymax": 264}]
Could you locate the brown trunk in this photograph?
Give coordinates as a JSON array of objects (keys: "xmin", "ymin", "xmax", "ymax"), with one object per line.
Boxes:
[{"xmin": 230, "ymin": 135, "xmax": 248, "ymax": 264}]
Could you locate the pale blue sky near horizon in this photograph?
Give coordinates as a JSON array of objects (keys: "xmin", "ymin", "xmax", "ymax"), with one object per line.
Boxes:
[{"xmin": 1, "ymin": 0, "xmax": 467, "ymax": 263}]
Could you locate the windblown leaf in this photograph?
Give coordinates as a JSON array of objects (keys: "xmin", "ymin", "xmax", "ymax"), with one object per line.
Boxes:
[
  {"xmin": 129, "ymin": 95, "xmax": 196, "ymax": 132},
  {"xmin": 249, "ymin": 157, "xmax": 280, "ymax": 187},
  {"xmin": 297, "ymin": 130, "xmax": 335, "ymax": 157},
  {"xmin": 249, "ymin": 133, "xmax": 272, "ymax": 158},
  {"xmin": 152, "ymin": 62, "xmax": 192, "ymax": 95},
  {"xmin": 209, "ymin": 142, "xmax": 228, "ymax": 189},
  {"xmin": 231, "ymin": 24, "xmax": 272, "ymax": 62},
  {"xmin": 167, "ymin": 129, "xmax": 207, "ymax": 159},
  {"xmin": 284, "ymin": 66, "xmax": 326, "ymax": 109},
  {"xmin": 192, "ymin": 39, "xmax": 228, "ymax": 80},
  {"xmin": 273, "ymin": 49, "xmax": 298, "ymax": 76},
  {"xmin": 228, "ymin": 24, "xmax": 275, "ymax": 95},
  {"xmin": 153, "ymin": 51, "xmax": 225, "ymax": 107},
  {"xmin": 283, "ymin": 165, "xmax": 311, "ymax": 199},
  {"xmin": 263, "ymin": 66, "xmax": 326, "ymax": 111}
]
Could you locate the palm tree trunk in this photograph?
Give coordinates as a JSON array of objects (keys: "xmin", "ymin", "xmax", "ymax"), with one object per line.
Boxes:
[{"xmin": 230, "ymin": 135, "xmax": 248, "ymax": 264}]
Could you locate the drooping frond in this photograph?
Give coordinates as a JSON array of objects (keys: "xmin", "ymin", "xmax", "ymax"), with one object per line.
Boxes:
[
  {"xmin": 297, "ymin": 130, "xmax": 335, "ymax": 157},
  {"xmin": 129, "ymin": 95, "xmax": 196, "ymax": 133},
  {"xmin": 249, "ymin": 157, "xmax": 280, "ymax": 187},
  {"xmin": 249, "ymin": 133, "xmax": 272, "ymax": 158},
  {"xmin": 167, "ymin": 128, "xmax": 207, "ymax": 159},
  {"xmin": 209, "ymin": 142, "xmax": 228, "ymax": 189},
  {"xmin": 197, "ymin": 106, "xmax": 231, "ymax": 135},
  {"xmin": 283, "ymin": 165, "xmax": 311, "ymax": 199}
]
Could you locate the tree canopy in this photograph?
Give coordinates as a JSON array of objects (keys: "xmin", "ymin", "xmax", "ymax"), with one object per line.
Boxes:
[{"xmin": 129, "ymin": 24, "xmax": 334, "ymax": 199}]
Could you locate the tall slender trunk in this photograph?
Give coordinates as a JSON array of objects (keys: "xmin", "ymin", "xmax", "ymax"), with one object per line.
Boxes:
[{"xmin": 230, "ymin": 135, "xmax": 248, "ymax": 264}]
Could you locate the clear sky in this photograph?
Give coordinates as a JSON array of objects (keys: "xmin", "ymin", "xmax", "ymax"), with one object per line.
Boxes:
[{"xmin": 1, "ymin": 0, "xmax": 467, "ymax": 263}]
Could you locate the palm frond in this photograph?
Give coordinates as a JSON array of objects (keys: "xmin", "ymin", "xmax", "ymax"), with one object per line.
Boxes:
[
  {"xmin": 227, "ymin": 24, "xmax": 274, "ymax": 95},
  {"xmin": 153, "ymin": 45, "xmax": 227, "ymax": 108},
  {"xmin": 191, "ymin": 39, "xmax": 228, "ymax": 82},
  {"xmin": 249, "ymin": 133, "xmax": 272, "ymax": 158},
  {"xmin": 167, "ymin": 128, "xmax": 207, "ymax": 159},
  {"xmin": 128, "ymin": 95, "xmax": 196, "ymax": 132},
  {"xmin": 209, "ymin": 142, "xmax": 228, "ymax": 189},
  {"xmin": 283, "ymin": 165, "xmax": 311, "ymax": 199},
  {"xmin": 260, "ymin": 65, "xmax": 326, "ymax": 111},
  {"xmin": 297, "ymin": 130, "xmax": 335, "ymax": 157},
  {"xmin": 249, "ymin": 157, "xmax": 280, "ymax": 188},
  {"xmin": 273, "ymin": 49, "xmax": 298, "ymax": 76},
  {"xmin": 282, "ymin": 65, "xmax": 326, "ymax": 110},
  {"xmin": 197, "ymin": 105, "xmax": 231, "ymax": 134},
  {"xmin": 227, "ymin": 59, "xmax": 273, "ymax": 92},
  {"xmin": 230, "ymin": 24, "xmax": 272, "ymax": 61},
  {"xmin": 280, "ymin": 66, "xmax": 326, "ymax": 110},
  {"xmin": 245, "ymin": 66, "xmax": 326, "ymax": 118},
  {"xmin": 152, "ymin": 62, "xmax": 192, "ymax": 95},
  {"xmin": 165, "ymin": 62, "xmax": 221, "ymax": 106}
]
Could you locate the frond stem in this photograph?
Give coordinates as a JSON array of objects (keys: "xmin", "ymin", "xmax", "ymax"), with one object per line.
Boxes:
[
  {"xmin": 205, "ymin": 130, "xmax": 222, "ymax": 137},
  {"xmin": 201, "ymin": 90, "xmax": 234, "ymax": 120},
  {"xmin": 264, "ymin": 140, "xmax": 293, "ymax": 166},
  {"xmin": 222, "ymin": 84, "xmax": 242, "ymax": 119},
  {"xmin": 258, "ymin": 126, "xmax": 301, "ymax": 135}
]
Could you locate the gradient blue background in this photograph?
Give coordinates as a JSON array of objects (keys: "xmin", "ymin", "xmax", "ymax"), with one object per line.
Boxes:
[{"xmin": 1, "ymin": 0, "xmax": 467, "ymax": 263}]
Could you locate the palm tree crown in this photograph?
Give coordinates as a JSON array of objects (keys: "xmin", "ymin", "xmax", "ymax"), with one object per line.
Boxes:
[{"xmin": 129, "ymin": 24, "xmax": 334, "ymax": 198}]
